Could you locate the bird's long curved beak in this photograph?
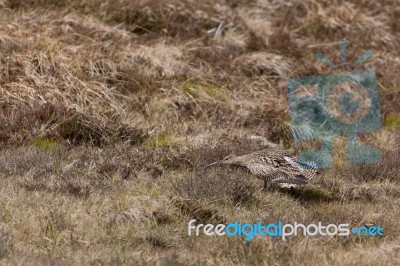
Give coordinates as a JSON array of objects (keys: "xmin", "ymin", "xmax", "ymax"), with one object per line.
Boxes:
[{"xmin": 206, "ymin": 161, "xmax": 219, "ymax": 168}]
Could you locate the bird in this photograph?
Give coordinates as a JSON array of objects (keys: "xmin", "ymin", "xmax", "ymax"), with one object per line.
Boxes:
[{"xmin": 207, "ymin": 148, "xmax": 319, "ymax": 190}]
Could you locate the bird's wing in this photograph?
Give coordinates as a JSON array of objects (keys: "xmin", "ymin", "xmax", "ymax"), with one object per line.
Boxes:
[
  {"xmin": 273, "ymin": 155, "xmax": 316, "ymax": 184},
  {"xmin": 251, "ymin": 154, "xmax": 315, "ymax": 184}
]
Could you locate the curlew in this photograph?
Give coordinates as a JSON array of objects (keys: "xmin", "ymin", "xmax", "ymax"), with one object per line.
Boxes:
[{"xmin": 207, "ymin": 148, "xmax": 319, "ymax": 190}]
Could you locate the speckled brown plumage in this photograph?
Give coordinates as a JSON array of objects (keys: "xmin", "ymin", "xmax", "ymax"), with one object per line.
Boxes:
[{"xmin": 208, "ymin": 148, "xmax": 318, "ymax": 189}]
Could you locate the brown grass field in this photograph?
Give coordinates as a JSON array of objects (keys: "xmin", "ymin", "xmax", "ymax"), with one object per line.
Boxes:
[{"xmin": 0, "ymin": 0, "xmax": 399, "ymax": 265}]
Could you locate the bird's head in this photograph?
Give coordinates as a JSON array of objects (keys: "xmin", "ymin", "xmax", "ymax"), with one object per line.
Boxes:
[{"xmin": 206, "ymin": 154, "xmax": 237, "ymax": 168}]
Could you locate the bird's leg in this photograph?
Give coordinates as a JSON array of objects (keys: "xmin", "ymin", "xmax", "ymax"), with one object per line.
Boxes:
[{"xmin": 263, "ymin": 180, "xmax": 269, "ymax": 191}]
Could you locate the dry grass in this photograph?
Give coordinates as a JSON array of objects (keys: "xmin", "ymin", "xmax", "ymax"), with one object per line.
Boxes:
[{"xmin": 0, "ymin": 0, "xmax": 399, "ymax": 265}]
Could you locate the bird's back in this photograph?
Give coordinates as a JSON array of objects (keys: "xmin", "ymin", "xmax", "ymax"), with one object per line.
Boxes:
[{"xmin": 239, "ymin": 149, "xmax": 317, "ymax": 184}]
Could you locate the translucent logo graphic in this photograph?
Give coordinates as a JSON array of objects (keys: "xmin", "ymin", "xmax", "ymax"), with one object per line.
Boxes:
[{"xmin": 286, "ymin": 39, "xmax": 382, "ymax": 168}]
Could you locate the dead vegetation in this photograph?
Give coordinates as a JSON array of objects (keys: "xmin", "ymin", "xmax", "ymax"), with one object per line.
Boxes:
[{"xmin": 0, "ymin": 0, "xmax": 399, "ymax": 265}]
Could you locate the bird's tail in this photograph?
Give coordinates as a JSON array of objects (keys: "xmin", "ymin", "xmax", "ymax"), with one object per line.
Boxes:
[
  {"xmin": 284, "ymin": 156, "xmax": 319, "ymax": 181},
  {"xmin": 298, "ymin": 161, "xmax": 319, "ymax": 180}
]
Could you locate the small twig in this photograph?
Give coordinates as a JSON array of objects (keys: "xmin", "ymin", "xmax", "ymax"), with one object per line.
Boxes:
[{"xmin": 307, "ymin": 41, "xmax": 350, "ymax": 48}]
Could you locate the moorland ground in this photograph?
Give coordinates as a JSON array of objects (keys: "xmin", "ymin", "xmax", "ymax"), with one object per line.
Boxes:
[{"xmin": 0, "ymin": 0, "xmax": 399, "ymax": 265}]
